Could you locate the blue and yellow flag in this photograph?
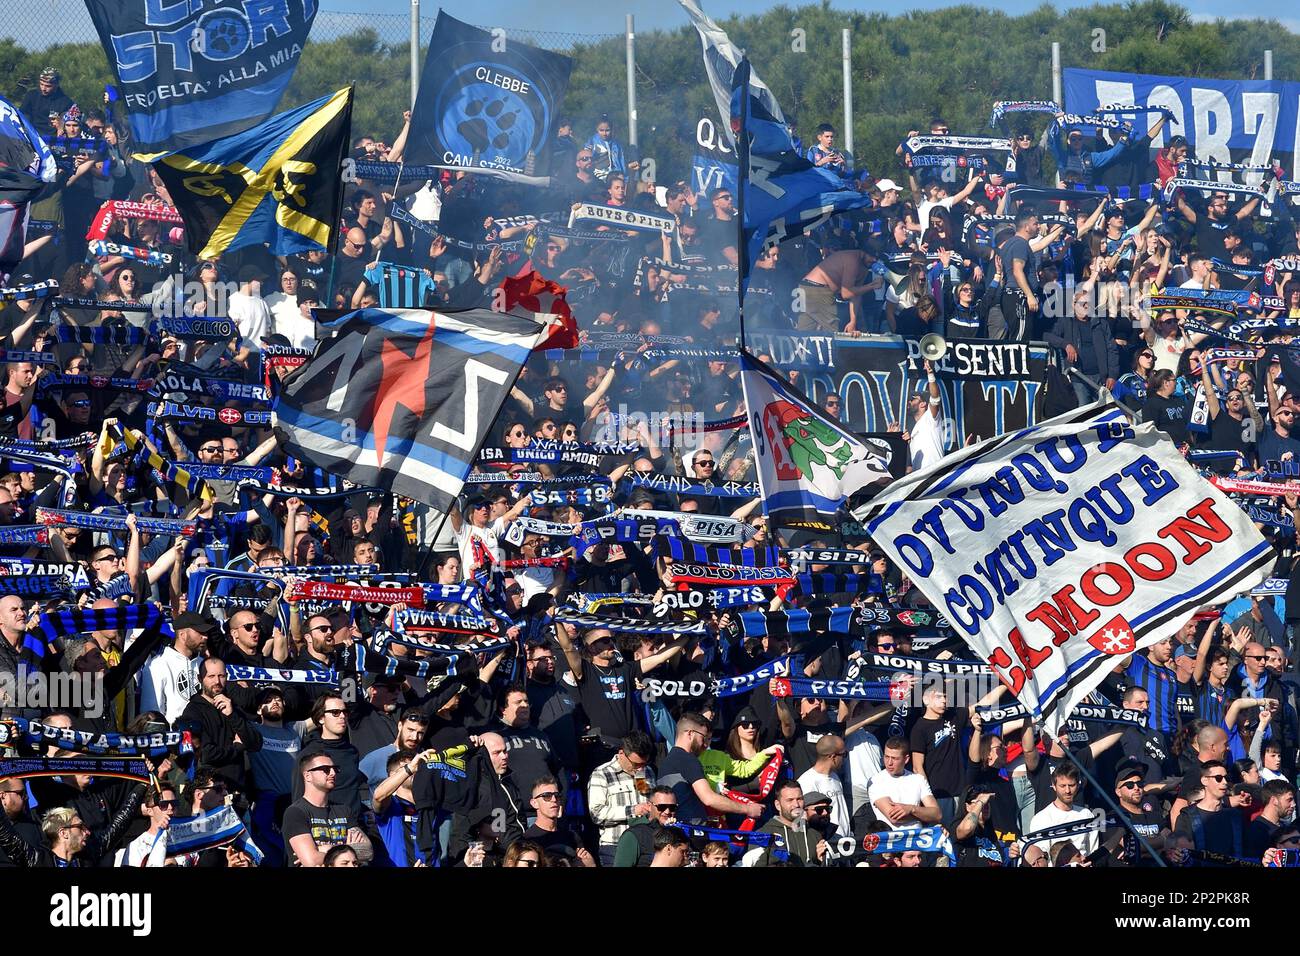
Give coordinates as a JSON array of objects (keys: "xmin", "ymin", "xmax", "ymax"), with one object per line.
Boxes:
[{"xmin": 146, "ymin": 87, "xmax": 353, "ymax": 260}]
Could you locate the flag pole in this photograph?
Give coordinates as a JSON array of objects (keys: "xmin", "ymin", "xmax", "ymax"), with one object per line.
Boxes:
[
  {"xmin": 734, "ymin": 57, "xmax": 750, "ymax": 352},
  {"xmin": 1055, "ymin": 732, "xmax": 1168, "ymax": 867}
]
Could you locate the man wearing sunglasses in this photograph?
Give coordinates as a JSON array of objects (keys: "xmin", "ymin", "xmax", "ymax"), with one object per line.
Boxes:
[
  {"xmin": 523, "ymin": 775, "xmax": 594, "ymax": 866},
  {"xmin": 1110, "ymin": 757, "xmax": 1169, "ymax": 866},
  {"xmin": 612, "ymin": 785, "xmax": 678, "ymax": 867},
  {"xmin": 1172, "ymin": 759, "xmax": 1242, "ymax": 859},
  {"xmin": 283, "ymin": 750, "xmax": 369, "ymax": 867}
]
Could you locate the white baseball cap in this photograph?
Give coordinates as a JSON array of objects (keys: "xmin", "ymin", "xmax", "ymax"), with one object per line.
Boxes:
[{"xmin": 875, "ymin": 178, "xmax": 903, "ymax": 192}]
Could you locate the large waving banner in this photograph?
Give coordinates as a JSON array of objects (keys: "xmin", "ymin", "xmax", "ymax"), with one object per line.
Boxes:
[
  {"xmin": 84, "ymin": 0, "xmax": 318, "ymax": 149},
  {"xmin": 406, "ymin": 12, "xmax": 572, "ymax": 184},
  {"xmin": 747, "ymin": 334, "xmax": 1049, "ymax": 450},
  {"xmin": 856, "ymin": 404, "xmax": 1273, "ymax": 733},
  {"xmin": 1063, "ymin": 67, "xmax": 1300, "ymax": 175}
]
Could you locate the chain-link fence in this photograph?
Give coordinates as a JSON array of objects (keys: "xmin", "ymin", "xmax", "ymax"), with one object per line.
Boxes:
[{"xmin": 0, "ymin": 0, "xmax": 618, "ymax": 52}]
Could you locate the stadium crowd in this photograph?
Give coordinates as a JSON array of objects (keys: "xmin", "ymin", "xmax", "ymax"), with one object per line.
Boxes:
[{"xmin": 0, "ymin": 59, "xmax": 1299, "ymax": 873}]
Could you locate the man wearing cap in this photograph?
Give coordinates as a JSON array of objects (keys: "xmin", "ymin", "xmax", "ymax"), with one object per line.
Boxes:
[
  {"xmin": 1049, "ymin": 113, "xmax": 1131, "ymax": 187},
  {"xmin": 1111, "ymin": 756, "xmax": 1168, "ymax": 865},
  {"xmin": 20, "ymin": 68, "xmax": 73, "ymax": 136},
  {"xmin": 139, "ymin": 610, "xmax": 217, "ymax": 724}
]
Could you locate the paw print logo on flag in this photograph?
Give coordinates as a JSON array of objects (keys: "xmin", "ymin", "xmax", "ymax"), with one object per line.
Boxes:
[{"xmin": 1086, "ymin": 615, "xmax": 1136, "ymax": 655}]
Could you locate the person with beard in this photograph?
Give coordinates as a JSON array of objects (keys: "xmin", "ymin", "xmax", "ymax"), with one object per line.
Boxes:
[
  {"xmin": 553, "ymin": 621, "xmax": 690, "ymax": 771},
  {"xmin": 139, "ymin": 611, "xmax": 216, "ymax": 724},
  {"xmin": 358, "ymin": 707, "xmax": 431, "ymax": 792},
  {"xmin": 349, "ymin": 675, "xmax": 411, "ymax": 762},
  {"xmin": 801, "ymin": 790, "xmax": 850, "ymax": 865},
  {"xmin": 287, "ymin": 611, "xmax": 344, "ymax": 719},
  {"xmin": 0, "ymin": 777, "xmax": 40, "ymax": 867},
  {"xmin": 177, "ymin": 657, "xmax": 263, "ymax": 790},
  {"xmin": 1109, "ymin": 757, "xmax": 1170, "ymax": 866},
  {"xmin": 1173, "ymin": 759, "xmax": 1242, "ymax": 857},
  {"xmin": 209, "ymin": 608, "xmax": 286, "ymax": 714},
  {"xmin": 0, "ymin": 801, "xmax": 142, "ymax": 868},
  {"xmin": 294, "ymin": 694, "xmax": 366, "ymax": 826},
  {"xmin": 247, "ymin": 686, "xmax": 301, "ymax": 867},
  {"xmin": 492, "ymin": 684, "xmax": 562, "ymax": 804},
  {"xmin": 748, "ymin": 779, "xmax": 826, "ymax": 867}
]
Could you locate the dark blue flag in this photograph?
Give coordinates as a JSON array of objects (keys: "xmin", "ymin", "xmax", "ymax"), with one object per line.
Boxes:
[
  {"xmin": 406, "ymin": 12, "xmax": 572, "ymax": 185},
  {"xmin": 84, "ymin": 0, "xmax": 318, "ymax": 149},
  {"xmin": 729, "ymin": 58, "xmax": 873, "ymax": 306}
]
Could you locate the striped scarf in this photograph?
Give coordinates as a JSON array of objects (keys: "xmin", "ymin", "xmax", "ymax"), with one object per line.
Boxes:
[
  {"xmin": 551, "ymin": 608, "xmax": 707, "ymax": 635},
  {"xmin": 393, "ymin": 608, "xmax": 500, "ymax": 635},
  {"xmin": 165, "ymin": 805, "xmax": 263, "ymax": 864},
  {"xmin": 109, "ymin": 424, "xmax": 212, "ymax": 501},
  {"xmin": 35, "ymin": 603, "xmax": 170, "ymax": 642},
  {"xmin": 35, "ymin": 506, "xmax": 197, "ymax": 537},
  {"xmin": 657, "ymin": 539, "xmax": 779, "ymax": 566}
]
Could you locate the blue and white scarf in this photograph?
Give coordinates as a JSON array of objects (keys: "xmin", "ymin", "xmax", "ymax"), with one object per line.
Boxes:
[{"xmin": 165, "ymin": 805, "xmax": 263, "ymax": 864}]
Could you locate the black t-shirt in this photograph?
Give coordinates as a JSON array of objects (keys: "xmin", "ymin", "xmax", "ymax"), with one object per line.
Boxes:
[
  {"xmin": 909, "ymin": 707, "xmax": 970, "ymax": 800},
  {"xmin": 1174, "ymin": 804, "xmax": 1243, "ymax": 857},
  {"xmin": 1144, "ymin": 392, "xmax": 1190, "ymax": 445},
  {"xmin": 281, "ymin": 797, "xmax": 353, "ymax": 866},
  {"xmin": 1195, "ymin": 216, "xmax": 1233, "ymax": 261},
  {"xmin": 1111, "ymin": 801, "xmax": 1166, "ymax": 865},
  {"xmin": 1208, "ymin": 409, "xmax": 1256, "ymax": 468},
  {"xmin": 948, "ymin": 823, "xmax": 1008, "ymax": 867},
  {"xmin": 1246, "ymin": 815, "xmax": 1281, "ymax": 860},
  {"xmin": 522, "ymin": 823, "xmax": 583, "ymax": 862},
  {"xmin": 968, "ymin": 761, "xmax": 1022, "ymax": 843},
  {"xmin": 1029, "ymin": 745, "xmax": 1096, "ymax": 813},
  {"xmin": 783, "ymin": 717, "xmax": 847, "ymax": 779},
  {"xmin": 574, "ymin": 658, "xmax": 646, "ymax": 744},
  {"xmin": 657, "ymin": 746, "xmax": 708, "ymax": 823}
]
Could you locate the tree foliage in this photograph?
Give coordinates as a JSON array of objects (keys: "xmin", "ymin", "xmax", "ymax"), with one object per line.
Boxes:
[{"xmin": 6, "ymin": 3, "xmax": 1296, "ymax": 180}]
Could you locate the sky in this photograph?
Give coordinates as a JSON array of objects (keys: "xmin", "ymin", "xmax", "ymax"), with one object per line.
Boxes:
[{"xmin": 322, "ymin": 0, "xmax": 1294, "ymax": 40}]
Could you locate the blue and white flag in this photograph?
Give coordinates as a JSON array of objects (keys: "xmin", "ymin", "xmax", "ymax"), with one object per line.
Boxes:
[
  {"xmin": 855, "ymin": 402, "xmax": 1273, "ymax": 734},
  {"xmin": 730, "ymin": 58, "xmax": 873, "ymax": 303},
  {"xmin": 740, "ymin": 348, "xmax": 890, "ymax": 532},
  {"xmin": 679, "ymin": 0, "xmax": 784, "ymax": 149},
  {"xmin": 84, "ymin": 0, "xmax": 318, "ymax": 150},
  {"xmin": 0, "ymin": 96, "xmax": 56, "ymax": 277}
]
